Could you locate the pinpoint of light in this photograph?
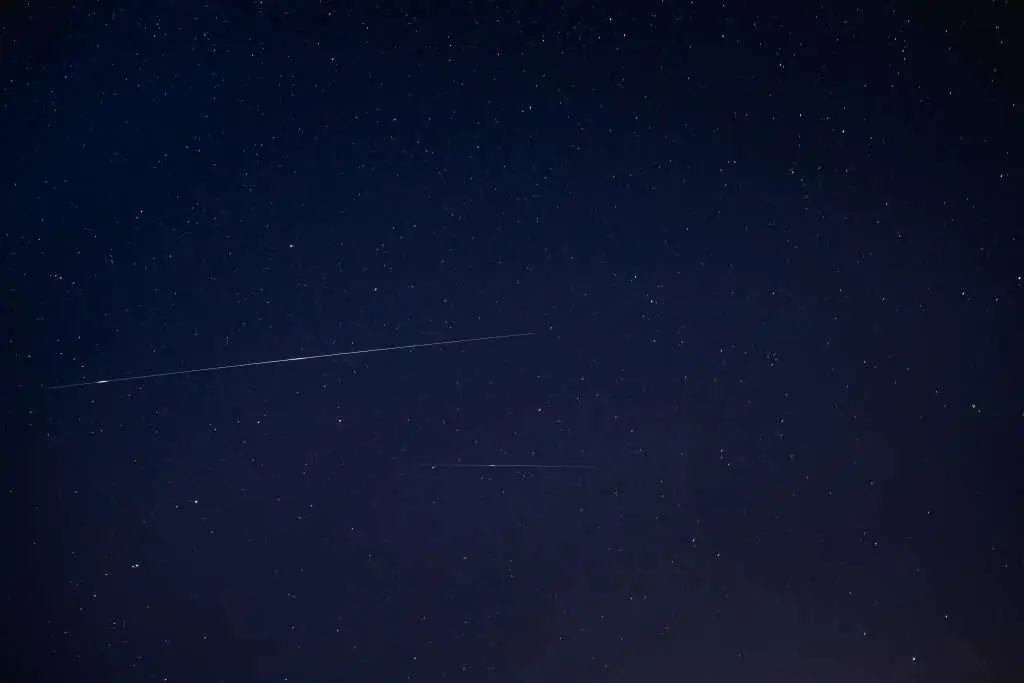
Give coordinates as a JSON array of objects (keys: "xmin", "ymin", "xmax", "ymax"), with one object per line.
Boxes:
[{"xmin": 47, "ymin": 331, "xmax": 536, "ymax": 390}]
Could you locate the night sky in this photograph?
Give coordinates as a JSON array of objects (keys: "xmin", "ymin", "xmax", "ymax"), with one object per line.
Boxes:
[{"xmin": 4, "ymin": 1, "xmax": 1022, "ymax": 681}]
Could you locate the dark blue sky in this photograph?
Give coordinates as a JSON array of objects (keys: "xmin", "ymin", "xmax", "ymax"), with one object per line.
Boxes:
[{"xmin": 5, "ymin": 1, "xmax": 1022, "ymax": 681}]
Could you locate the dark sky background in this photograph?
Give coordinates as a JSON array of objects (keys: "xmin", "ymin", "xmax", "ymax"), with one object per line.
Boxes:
[{"xmin": 4, "ymin": 1, "xmax": 1022, "ymax": 681}]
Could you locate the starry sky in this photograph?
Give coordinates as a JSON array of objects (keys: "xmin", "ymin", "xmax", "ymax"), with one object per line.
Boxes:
[{"xmin": 4, "ymin": 1, "xmax": 1022, "ymax": 681}]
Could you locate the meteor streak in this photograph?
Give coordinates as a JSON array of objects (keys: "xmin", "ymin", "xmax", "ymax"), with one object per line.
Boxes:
[
  {"xmin": 421, "ymin": 463, "xmax": 595, "ymax": 470},
  {"xmin": 47, "ymin": 331, "xmax": 536, "ymax": 390}
]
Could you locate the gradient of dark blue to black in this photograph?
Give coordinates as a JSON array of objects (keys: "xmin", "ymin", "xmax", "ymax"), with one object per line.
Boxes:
[{"xmin": 4, "ymin": 1, "xmax": 1022, "ymax": 681}]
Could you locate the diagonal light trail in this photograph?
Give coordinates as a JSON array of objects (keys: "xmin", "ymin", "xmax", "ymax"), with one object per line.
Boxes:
[{"xmin": 47, "ymin": 331, "xmax": 536, "ymax": 390}]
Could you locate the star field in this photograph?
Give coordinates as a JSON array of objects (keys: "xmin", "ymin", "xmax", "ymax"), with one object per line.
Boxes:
[{"xmin": 4, "ymin": 1, "xmax": 1022, "ymax": 681}]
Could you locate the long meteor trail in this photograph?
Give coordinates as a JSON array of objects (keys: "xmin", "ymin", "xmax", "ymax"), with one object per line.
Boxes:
[{"xmin": 47, "ymin": 331, "xmax": 536, "ymax": 390}]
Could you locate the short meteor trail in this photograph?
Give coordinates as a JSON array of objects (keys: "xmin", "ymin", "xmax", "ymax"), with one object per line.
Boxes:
[
  {"xmin": 421, "ymin": 463, "xmax": 596, "ymax": 470},
  {"xmin": 47, "ymin": 332, "xmax": 536, "ymax": 390}
]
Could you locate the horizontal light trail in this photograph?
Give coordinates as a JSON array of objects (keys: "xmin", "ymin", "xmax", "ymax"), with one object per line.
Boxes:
[{"xmin": 421, "ymin": 463, "xmax": 596, "ymax": 470}]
